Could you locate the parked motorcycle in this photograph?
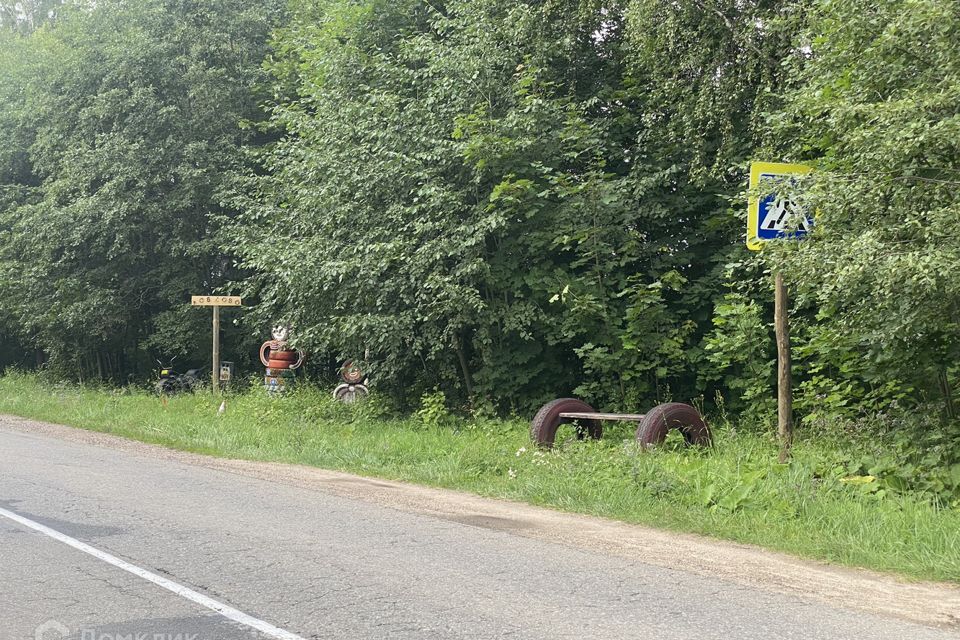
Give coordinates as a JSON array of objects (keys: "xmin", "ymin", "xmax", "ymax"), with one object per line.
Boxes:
[{"xmin": 154, "ymin": 358, "xmax": 202, "ymax": 396}]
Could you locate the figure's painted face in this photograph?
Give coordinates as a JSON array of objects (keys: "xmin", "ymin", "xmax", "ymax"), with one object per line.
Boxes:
[{"xmin": 272, "ymin": 325, "xmax": 289, "ymax": 342}]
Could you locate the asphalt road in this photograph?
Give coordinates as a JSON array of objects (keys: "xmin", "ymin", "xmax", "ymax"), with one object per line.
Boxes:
[{"xmin": 1, "ymin": 418, "xmax": 958, "ymax": 640}]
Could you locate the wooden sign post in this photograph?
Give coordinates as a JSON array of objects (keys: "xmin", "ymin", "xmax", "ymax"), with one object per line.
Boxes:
[
  {"xmin": 747, "ymin": 162, "xmax": 812, "ymax": 462},
  {"xmin": 190, "ymin": 296, "xmax": 242, "ymax": 394},
  {"xmin": 774, "ymin": 272, "xmax": 792, "ymax": 463}
]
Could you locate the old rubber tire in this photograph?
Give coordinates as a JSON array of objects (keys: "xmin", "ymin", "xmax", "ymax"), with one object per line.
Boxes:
[
  {"xmin": 636, "ymin": 403, "xmax": 711, "ymax": 448},
  {"xmin": 289, "ymin": 350, "xmax": 306, "ymax": 370},
  {"xmin": 334, "ymin": 383, "xmax": 368, "ymax": 403},
  {"xmin": 265, "ymin": 368, "xmax": 296, "ymax": 378},
  {"xmin": 259, "ymin": 341, "xmax": 274, "ymax": 367},
  {"xmin": 270, "ymin": 350, "xmax": 298, "ymax": 362},
  {"xmin": 531, "ymin": 398, "xmax": 602, "ymax": 448},
  {"xmin": 340, "ymin": 360, "xmax": 364, "ymax": 384}
]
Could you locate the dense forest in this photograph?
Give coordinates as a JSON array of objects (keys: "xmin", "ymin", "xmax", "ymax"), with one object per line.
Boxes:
[{"xmin": 1, "ymin": 0, "xmax": 958, "ymax": 437}]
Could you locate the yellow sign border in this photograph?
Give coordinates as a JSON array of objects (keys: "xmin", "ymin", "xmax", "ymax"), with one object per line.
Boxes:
[{"xmin": 747, "ymin": 161, "xmax": 812, "ymax": 251}]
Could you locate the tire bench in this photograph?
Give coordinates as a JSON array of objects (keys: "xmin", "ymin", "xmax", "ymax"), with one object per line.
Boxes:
[{"xmin": 531, "ymin": 398, "xmax": 711, "ymax": 448}]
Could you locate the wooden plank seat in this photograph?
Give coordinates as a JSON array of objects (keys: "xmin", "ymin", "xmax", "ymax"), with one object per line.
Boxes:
[{"xmin": 558, "ymin": 412, "xmax": 646, "ymax": 421}]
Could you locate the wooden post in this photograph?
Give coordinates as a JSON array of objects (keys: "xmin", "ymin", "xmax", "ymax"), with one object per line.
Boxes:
[
  {"xmin": 190, "ymin": 297, "xmax": 241, "ymax": 394},
  {"xmin": 775, "ymin": 271, "xmax": 792, "ymax": 462},
  {"xmin": 212, "ymin": 305, "xmax": 220, "ymax": 395}
]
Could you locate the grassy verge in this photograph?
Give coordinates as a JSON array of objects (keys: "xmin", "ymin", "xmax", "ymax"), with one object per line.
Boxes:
[{"xmin": 1, "ymin": 372, "xmax": 957, "ymax": 583}]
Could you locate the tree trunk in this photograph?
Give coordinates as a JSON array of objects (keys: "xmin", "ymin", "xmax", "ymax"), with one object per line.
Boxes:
[
  {"xmin": 454, "ymin": 334, "xmax": 474, "ymax": 403},
  {"xmin": 939, "ymin": 368, "xmax": 956, "ymax": 421}
]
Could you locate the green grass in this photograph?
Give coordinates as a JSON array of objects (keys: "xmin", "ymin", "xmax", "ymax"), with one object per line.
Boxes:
[{"xmin": 1, "ymin": 372, "xmax": 958, "ymax": 584}]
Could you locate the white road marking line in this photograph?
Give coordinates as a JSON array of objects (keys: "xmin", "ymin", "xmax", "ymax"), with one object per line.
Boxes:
[{"xmin": 0, "ymin": 506, "xmax": 306, "ymax": 640}]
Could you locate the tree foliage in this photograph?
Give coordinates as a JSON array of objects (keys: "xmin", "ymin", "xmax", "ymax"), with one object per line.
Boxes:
[
  {"xmin": 226, "ymin": 0, "xmax": 805, "ymax": 412},
  {"xmin": 0, "ymin": 0, "xmax": 284, "ymax": 377},
  {"xmin": 0, "ymin": 0, "xmax": 958, "ymax": 457},
  {"xmin": 762, "ymin": 0, "xmax": 960, "ymax": 423}
]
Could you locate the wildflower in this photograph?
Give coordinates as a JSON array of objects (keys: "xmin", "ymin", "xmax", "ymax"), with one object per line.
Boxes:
[
  {"xmin": 508, "ymin": 468, "xmax": 517, "ymax": 479},
  {"xmin": 515, "ymin": 447, "xmax": 527, "ymax": 457}
]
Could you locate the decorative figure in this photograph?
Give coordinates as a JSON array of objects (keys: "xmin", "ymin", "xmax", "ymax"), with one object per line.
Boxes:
[
  {"xmin": 333, "ymin": 360, "xmax": 369, "ymax": 403},
  {"xmin": 259, "ymin": 325, "xmax": 305, "ymax": 393}
]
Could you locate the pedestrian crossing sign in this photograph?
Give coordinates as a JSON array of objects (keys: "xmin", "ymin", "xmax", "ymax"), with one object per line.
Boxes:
[{"xmin": 747, "ymin": 161, "xmax": 813, "ymax": 251}]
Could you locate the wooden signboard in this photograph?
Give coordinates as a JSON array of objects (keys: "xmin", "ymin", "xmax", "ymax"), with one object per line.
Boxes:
[
  {"xmin": 191, "ymin": 296, "xmax": 242, "ymax": 307},
  {"xmin": 190, "ymin": 295, "xmax": 243, "ymax": 394}
]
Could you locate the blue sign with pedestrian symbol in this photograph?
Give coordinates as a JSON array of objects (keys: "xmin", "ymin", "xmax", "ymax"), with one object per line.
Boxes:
[{"xmin": 747, "ymin": 162, "xmax": 813, "ymax": 251}]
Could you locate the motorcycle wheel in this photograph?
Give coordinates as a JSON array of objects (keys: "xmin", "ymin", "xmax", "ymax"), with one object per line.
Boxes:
[{"xmin": 155, "ymin": 379, "xmax": 175, "ymax": 396}]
